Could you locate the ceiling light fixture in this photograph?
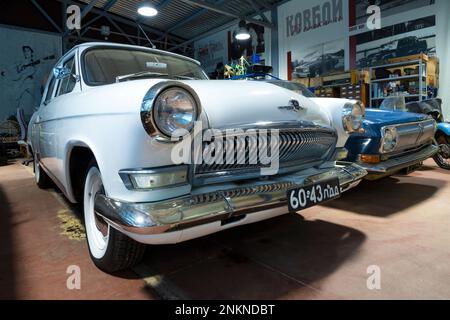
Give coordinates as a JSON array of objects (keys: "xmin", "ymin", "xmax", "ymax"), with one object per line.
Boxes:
[
  {"xmin": 235, "ymin": 20, "xmax": 251, "ymax": 41},
  {"xmin": 137, "ymin": 2, "xmax": 158, "ymax": 17}
]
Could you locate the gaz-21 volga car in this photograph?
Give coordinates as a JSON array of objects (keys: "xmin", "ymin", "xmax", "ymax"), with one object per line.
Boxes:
[
  {"xmin": 255, "ymin": 79, "xmax": 438, "ymax": 180},
  {"xmin": 28, "ymin": 43, "xmax": 367, "ymax": 272}
]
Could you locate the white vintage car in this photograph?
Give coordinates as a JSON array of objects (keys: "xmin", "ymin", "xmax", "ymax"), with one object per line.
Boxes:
[{"xmin": 28, "ymin": 42, "xmax": 367, "ymax": 272}]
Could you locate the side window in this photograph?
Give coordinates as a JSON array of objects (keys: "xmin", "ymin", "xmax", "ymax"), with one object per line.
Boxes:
[
  {"xmin": 44, "ymin": 75, "xmax": 56, "ymax": 105},
  {"xmin": 56, "ymin": 57, "xmax": 76, "ymax": 97}
]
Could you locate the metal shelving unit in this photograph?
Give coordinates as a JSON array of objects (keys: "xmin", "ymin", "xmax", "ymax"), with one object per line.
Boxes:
[{"xmin": 369, "ymin": 59, "xmax": 427, "ymax": 108}]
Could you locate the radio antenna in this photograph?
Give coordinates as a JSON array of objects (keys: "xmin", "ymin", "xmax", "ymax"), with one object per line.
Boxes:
[{"xmin": 137, "ymin": 23, "xmax": 156, "ymax": 49}]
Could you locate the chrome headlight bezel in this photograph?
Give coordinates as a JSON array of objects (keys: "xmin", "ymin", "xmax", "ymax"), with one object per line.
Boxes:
[
  {"xmin": 141, "ymin": 82, "xmax": 201, "ymax": 142},
  {"xmin": 342, "ymin": 101, "xmax": 365, "ymax": 133},
  {"xmin": 380, "ymin": 126, "xmax": 399, "ymax": 153}
]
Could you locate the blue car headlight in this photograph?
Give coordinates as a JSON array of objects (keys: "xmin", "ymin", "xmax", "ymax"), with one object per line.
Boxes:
[
  {"xmin": 342, "ymin": 101, "xmax": 365, "ymax": 133},
  {"xmin": 381, "ymin": 127, "xmax": 398, "ymax": 153}
]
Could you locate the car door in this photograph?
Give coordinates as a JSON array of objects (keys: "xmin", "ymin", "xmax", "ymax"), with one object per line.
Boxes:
[
  {"xmin": 32, "ymin": 69, "xmax": 57, "ymax": 165},
  {"xmin": 38, "ymin": 51, "xmax": 79, "ymax": 185}
]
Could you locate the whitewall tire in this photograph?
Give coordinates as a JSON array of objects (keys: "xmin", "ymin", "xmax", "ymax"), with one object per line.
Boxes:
[
  {"xmin": 34, "ymin": 156, "xmax": 52, "ymax": 189},
  {"xmin": 83, "ymin": 161, "xmax": 146, "ymax": 272}
]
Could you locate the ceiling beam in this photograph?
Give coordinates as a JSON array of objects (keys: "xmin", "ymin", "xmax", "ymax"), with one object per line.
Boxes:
[
  {"xmin": 106, "ymin": 16, "xmax": 135, "ymax": 45},
  {"xmin": 80, "ymin": 0, "xmax": 98, "ymax": 19},
  {"xmin": 156, "ymin": 0, "xmax": 225, "ymax": 41},
  {"xmin": 81, "ymin": 1, "xmax": 116, "ymax": 36},
  {"xmin": 178, "ymin": 0, "xmax": 274, "ymax": 29},
  {"xmin": 246, "ymin": 0, "xmax": 269, "ymax": 23},
  {"xmin": 30, "ymin": 0, "xmax": 63, "ymax": 33},
  {"xmin": 157, "ymin": 0, "xmax": 173, "ymax": 11},
  {"xmin": 56, "ymin": 0, "xmax": 187, "ymax": 44}
]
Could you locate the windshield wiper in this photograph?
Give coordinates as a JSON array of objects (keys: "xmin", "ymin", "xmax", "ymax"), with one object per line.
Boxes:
[
  {"xmin": 172, "ymin": 75, "xmax": 195, "ymax": 80},
  {"xmin": 116, "ymin": 71, "xmax": 169, "ymax": 82}
]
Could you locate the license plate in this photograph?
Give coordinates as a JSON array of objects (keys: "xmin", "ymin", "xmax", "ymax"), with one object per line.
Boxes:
[{"xmin": 287, "ymin": 178, "xmax": 341, "ymax": 212}]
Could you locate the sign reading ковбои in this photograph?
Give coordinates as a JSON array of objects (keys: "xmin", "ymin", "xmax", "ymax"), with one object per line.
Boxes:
[{"xmin": 286, "ymin": 0, "xmax": 343, "ymax": 37}]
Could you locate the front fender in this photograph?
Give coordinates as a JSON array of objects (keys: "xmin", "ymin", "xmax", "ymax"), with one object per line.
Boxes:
[
  {"xmin": 437, "ymin": 122, "xmax": 450, "ymax": 136},
  {"xmin": 310, "ymin": 98, "xmax": 360, "ymax": 148}
]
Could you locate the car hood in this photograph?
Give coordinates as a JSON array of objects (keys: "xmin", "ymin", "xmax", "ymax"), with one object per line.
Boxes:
[
  {"xmin": 363, "ymin": 108, "xmax": 428, "ymax": 133},
  {"xmin": 365, "ymin": 108, "xmax": 428, "ymax": 124},
  {"xmin": 82, "ymin": 78, "xmax": 332, "ymax": 131},
  {"xmin": 180, "ymin": 80, "xmax": 331, "ymax": 129}
]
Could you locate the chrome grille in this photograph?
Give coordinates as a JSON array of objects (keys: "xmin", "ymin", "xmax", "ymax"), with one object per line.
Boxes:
[
  {"xmin": 192, "ymin": 127, "xmax": 337, "ymax": 184},
  {"xmin": 390, "ymin": 119, "xmax": 436, "ymax": 153},
  {"xmin": 189, "ymin": 182, "xmax": 297, "ymax": 206}
]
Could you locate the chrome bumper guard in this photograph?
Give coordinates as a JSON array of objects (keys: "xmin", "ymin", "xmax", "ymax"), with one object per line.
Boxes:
[
  {"xmin": 94, "ymin": 163, "xmax": 367, "ymax": 235},
  {"xmin": 357, "ymin": 143, "xmax": 438, "ymax": 176}
]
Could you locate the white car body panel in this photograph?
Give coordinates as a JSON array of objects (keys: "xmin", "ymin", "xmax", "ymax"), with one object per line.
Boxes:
[
  {"xmin": 27, "ymin": 42, "xmax": 366, "ymax": 244},
  {"xmin": 310, "ymin": 97, "xmax": 359, "ymax": 148}
]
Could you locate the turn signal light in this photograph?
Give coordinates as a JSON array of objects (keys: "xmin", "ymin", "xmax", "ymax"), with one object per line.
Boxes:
[{"xmin": 360, "ymin": 154, "xmax": 381, "ymax": 164}]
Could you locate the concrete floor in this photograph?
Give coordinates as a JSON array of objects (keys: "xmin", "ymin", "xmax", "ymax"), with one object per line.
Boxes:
[{"xmin": 0, "ymin": 159, "xmax": 449, "ymax": 299}]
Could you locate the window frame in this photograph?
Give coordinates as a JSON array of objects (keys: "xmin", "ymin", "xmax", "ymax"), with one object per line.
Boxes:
[
  {"xmin": 80, "ymin": 46, "xmax": 207, "ymax": 87},
  {"xmin": 55, "ymin": 56, "xmax": 76, "ymax": 98},
  {"xmin": 42, "ymin": 74, "xmax": 57, "ymax": 106}
]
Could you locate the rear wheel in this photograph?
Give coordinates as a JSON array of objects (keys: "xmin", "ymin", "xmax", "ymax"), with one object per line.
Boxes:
[
  {"xmin": 33, "ymin": 156, "xmax": 52, "ymax": 188},
  {"xmin": 433, "ymin": 135, "xmax": 450, "ymax": 170},
  {"xmin": 83, "ymin": 160, "xmax": 146, "ymax": 272}
]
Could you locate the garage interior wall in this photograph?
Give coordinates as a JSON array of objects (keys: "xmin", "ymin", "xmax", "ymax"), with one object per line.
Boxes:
[
  {"xmin": 0, "ymin": 25, "xmax": 62, "ymax": 120},
  {"xmin": 194, "ymin": 0, "xmax": 449, "ymax": 118},
  {"xmin": 193, "ymin": 11, "xmax": 272, "ymax": 75}
]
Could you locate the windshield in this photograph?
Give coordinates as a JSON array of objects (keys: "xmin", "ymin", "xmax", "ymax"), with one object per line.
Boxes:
[
  {"xmin": 268, "ymin": 81, "xmax": 315, "ymax": 98},
  {"xmin": 379, "ymin": 96, "xmax": 406, "ymax": 111},
  {"xmin": 83, "ymin": 47, "xmax": 208, "ymax": 85}
]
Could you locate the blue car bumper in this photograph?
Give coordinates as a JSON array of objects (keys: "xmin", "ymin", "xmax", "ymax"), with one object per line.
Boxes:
[{"xmin": 351, "ymin": 143, "xmax": 439, "ymax": 180}]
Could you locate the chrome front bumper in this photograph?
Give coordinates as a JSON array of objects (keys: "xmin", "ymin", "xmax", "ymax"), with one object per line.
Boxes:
[
  {"xmin": 94, "ymin": 163, "xmax": 367, "ymax": 236},
  {"xmin": 356, "ymin": 143, "xmax": 438, "ymax": 179}
]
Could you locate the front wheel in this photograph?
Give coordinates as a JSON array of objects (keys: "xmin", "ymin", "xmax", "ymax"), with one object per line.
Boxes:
[
  {"xmin": 33, "ymin": 156, "xmax": 52, "ymax": 188},
  {"xmin": 433, "ymin": 135, "xmax": 450, "ymax": 170},
  {"xmin": 83, "ymin": 161, "xmax": 146, "ymax": 272}
]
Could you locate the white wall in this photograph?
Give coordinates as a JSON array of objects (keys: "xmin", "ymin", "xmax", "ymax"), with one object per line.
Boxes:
[
  {"xmin": 277, "ymin": 0, "xmax": 349, "ymax": 80},
  {"xmin": 193, "ymin": 0, "xmax": 449, "ymax": 117}
]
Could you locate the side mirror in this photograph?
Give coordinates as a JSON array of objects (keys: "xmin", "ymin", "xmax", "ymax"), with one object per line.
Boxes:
[{"xmin": 53, "ymin": 66, "xmax": 72, "ymax": 80}]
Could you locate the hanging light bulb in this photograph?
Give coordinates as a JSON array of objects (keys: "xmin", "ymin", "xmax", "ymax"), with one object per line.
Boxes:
[
  {"xmin": 235, "ymin": 20, "xmax": 251, "ymax": 41},
  {"xmin": 137, "ymin": 2, "xmax": 158, "ymax": 17}
]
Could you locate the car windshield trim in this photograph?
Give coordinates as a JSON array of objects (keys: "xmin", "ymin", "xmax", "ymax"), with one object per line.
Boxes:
[
  {"xmin": 81, "ymin": 46, "xmax": 207, "ymax": 86},
  {"xmin": 116, "ymin": 71, "xmax": 170, "ymax": 83}
]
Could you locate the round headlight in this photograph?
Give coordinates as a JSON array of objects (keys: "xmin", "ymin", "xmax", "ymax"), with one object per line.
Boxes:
[
  {"xmin": 382, "ymin": 127, "xmax": 398, "ymax": 153},
  {"xmin": 153, "ymin": 87, "xmax": 198, "ymax": 137},
  {"xmin": 343, "ymin": 102, "xmax": 365, "ymax": 133}
]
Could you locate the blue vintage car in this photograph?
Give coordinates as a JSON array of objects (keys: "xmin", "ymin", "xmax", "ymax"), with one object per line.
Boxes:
[
  {"xmin": 241, "ymin": 76, "xmax": 439, "ymax": 180},
  {"xmin": 343, "ymin": 108, "xmax": 438, "ymax": 179}
]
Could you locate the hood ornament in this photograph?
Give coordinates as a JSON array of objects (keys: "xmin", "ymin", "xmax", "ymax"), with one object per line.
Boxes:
[
  {"xmin": 278, "ymin": 99, "xmax": 305, "ymax": 112},
  {"xmin": 415, "ymin": 122, "xmax": 425, "ymax": 144}
]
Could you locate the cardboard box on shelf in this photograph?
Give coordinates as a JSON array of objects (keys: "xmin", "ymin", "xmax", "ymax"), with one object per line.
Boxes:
[
  {"xmin": 309, "ymin": 77, "xmax": 323, "ymax": 87},
  {"xmin": 427, "ymin": 57, "xmax": 439, "ymax": 77},
  {"xmin": 293, "ymin": 78, "xmax": 310, "ymax": 87},
  {"xmin": 388, "ymin": 53, "xmax": 429, "ymax": 64},
  {"xmin": 351, "ymin": 69, "xmax": 370, "ymax": 85}
]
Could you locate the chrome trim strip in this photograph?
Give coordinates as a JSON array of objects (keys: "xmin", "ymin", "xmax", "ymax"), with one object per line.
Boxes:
[
  {"xmin": 118, "ymin": 165, "xmax": 190, "ymax": 191},
  {"xmin": 380, "ymin": 119, "xmax": 436, "ymax": 154},
  {"xmin": 94, "ymin": 163, "xmax": 367, "ymax": 236},
  {"xmin": 192, "ymin": 126, "xmax": 338, "ymax": 186},
  {"xmin": 359, "ymin": 143, "xmax": 438, "ymax": 174}
]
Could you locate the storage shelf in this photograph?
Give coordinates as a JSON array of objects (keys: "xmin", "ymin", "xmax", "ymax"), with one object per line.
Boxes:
[
  {"xmin": 369, "ymin": 58, "xmax": 428, "ymax": 107},
  {"xmin": 372, "ymin": 75, "xmax": 426, "ymax": 83},
  {"xmin": 371, "ymin": 94, "xmax": 427, "ymax": 100},
  {"xmin": 370, "ymin": 59, "xmax": 422, "ymax": 69}
]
